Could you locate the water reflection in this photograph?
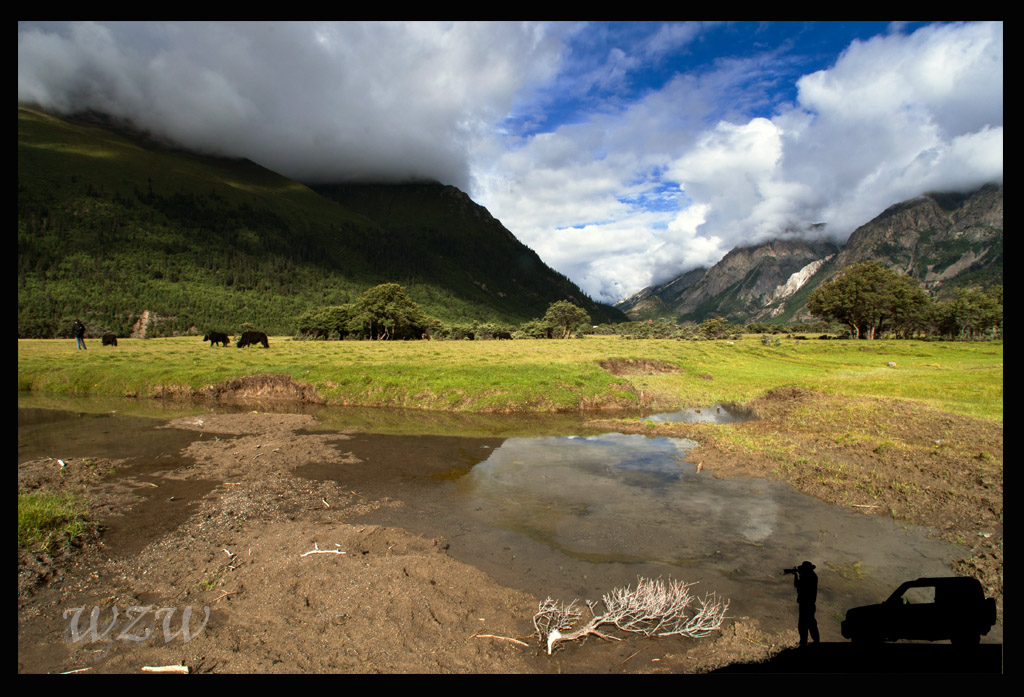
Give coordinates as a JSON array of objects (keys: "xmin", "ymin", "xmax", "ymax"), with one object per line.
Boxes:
[
  {"xmin": 420, "ymin": 432, "xmax": 965, "ymax": 628},
  {"xmin": 644, "ymin": 403, "xmax": 750, "ymax": 424},
  {"xmin": 457, "ymin": 434, "xmax": 780, "ymax": 562},
  {"xmin": 18, "ymin": 405, "xmax": 205, "ymax": 464}
]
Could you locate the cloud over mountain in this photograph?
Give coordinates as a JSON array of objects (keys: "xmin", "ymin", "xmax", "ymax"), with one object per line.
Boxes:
[
  {"xmin": 18, "ymin": 21, "xmax": 562, "ymax": 190},
  {"xmin": 19, "ymin": 21, "xmax": 1003, "ymax": 304}
]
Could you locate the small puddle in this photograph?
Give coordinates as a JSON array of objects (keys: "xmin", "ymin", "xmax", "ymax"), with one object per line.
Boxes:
[{"xmin": 643, "ymin": 403, "xmax": 752, "ymax": 424}]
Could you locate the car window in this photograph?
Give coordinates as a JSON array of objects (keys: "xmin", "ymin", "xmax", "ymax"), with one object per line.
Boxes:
[{"xmin": 903, "ymin": 586, "xmax": 935, "ymax": 604}]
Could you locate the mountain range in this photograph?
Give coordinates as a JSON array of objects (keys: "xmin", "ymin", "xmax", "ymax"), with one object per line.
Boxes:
[
  {"xmin": 17, "ymin": 104, "xmax": 1002, "ymax": 337},
  {"xmin": 615, "ymin": 184, "xmax": 1003, "ymax": 323}
]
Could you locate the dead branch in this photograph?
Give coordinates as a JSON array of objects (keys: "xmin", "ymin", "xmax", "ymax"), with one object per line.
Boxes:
[
  {"xmin": 305, "ymin": 497, "xmax": 333, "ymax": 511},
  {"xmin": 300, "ymin": 542, "xmax": 347, "ymax": 557},
  {"xmin": 534, "ymin": 577, "xmax": 730, "ymax": 654},
  {"xmin": 619, "ymin": 650, "xmax": 640, "ymax": 665},
  {"xmin": 141, "ymin": 665, "xmax": 189, "ymax": 674},
  {"xmin": 472, "ymin": 633, "xmax": 530, "ymax": 647}
]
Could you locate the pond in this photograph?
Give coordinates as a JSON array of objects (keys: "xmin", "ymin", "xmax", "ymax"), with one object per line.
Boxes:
[{"xmin": 18, "ymin": 396, "xmax": 970, "ymax": 642}]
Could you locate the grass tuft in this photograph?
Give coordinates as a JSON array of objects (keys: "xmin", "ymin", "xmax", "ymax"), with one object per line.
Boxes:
[{"xmin": 18, "ymin": 490, "xmax": 95, "ymax": 554}]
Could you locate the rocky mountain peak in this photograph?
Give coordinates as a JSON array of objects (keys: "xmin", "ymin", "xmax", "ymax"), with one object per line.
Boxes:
[{"xmin": 615, "ymin": 184, "xmax": 1002, "ymax": 323}]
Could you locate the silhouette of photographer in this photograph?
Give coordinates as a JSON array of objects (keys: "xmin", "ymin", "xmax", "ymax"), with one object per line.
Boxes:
[{"xmin": 785, "ymin": 561, "xmax": 820, "ymax": 647}]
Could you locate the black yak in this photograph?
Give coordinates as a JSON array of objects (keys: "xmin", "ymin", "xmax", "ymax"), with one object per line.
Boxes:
[
  {"xmin": 101, "ymin": 333, "xmax": 118, "ymax": 346},
  {"xmin": 204, "ymin": 331, "xmax": 231, "ymax": 347},
  {"xmin": 237, "ymin": 330, "xmax": 269, "ymax": 348}
]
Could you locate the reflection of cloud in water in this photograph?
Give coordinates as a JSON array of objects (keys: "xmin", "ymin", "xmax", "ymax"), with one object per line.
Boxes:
[
  {"xmin": 645, "ymin": 404, "xmax": 748, "ymax": 424},
  {"xmin": 458, "ymin": 434, "xmax": 780, "ymax": 561}
]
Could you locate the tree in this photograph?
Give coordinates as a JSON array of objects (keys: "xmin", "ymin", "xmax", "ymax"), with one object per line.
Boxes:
[
  {"xmin": 880, "ymin": 276, "xmax": 933, "ymax": 338},
  {"xmin": 934, "ymin": 286, "xmax": 1003, "ymax": 340},
  {"xmin": 347, "ymin": 283, "xmax": 431, "ymax": 340},
  {"xmin": 295, "ymin": 304, "xmax": 356, "ymax": 339},
  {"xmin": 698, "ymin": 317, "xmax": 730, "ymax": 339},
  {"xmin": 543, "ymin": 300, "xmax": 590, "ymax": 339},
  {"xmin": 517, "ymin": 318, "xmax": 554, "ymax": 339},
  {"xmin": 807, "ymin": 261, "xmax": 931, "ymax": 339}
]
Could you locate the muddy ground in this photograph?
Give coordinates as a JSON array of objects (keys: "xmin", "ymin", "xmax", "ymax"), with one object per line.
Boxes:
[{"xmin": 17, "ymin": 388, "xmax": 1002, "ymax": 674}]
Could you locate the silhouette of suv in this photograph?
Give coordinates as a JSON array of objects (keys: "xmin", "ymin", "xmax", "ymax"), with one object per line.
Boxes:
[{"xmin": 842, "ymin": 577, "xmax": 996, "ymax": 645}]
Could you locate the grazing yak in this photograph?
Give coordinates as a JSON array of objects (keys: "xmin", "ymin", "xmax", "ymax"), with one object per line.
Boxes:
[
  {"xmin": 237, "ymin": 330, "xmax": 269, "ymax": 348},
  {"xmin": 101, "ymin": 334, "xmax": 118, "ymax": 346},
  {"xmin": 204, "ymin": 331, "xmax": 231, "ymax": 347}
]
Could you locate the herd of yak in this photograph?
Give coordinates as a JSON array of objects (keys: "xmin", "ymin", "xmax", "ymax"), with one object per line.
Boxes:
[
  {"xmin": 95, "ymin": 331, "xmax": 270, "ymax": 348},
  {"xmin": 204, "ymin": 330, "xmax": 270, "ymax": 348}
]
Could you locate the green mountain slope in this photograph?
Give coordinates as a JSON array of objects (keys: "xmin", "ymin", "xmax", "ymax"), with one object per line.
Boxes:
[
  {"xmin": 310, "ymin": 182, "xmax": 617, "ymax": 324},
  {"xmin": 17, "ymin": 106, "xmax": 623, "ymax": 337}
]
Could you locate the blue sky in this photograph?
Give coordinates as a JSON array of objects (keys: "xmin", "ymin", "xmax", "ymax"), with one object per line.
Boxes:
[
  {"xmin": 508, "ymin": 22, "xmax": 904, "ymax": 135},
  {"xmin": 18, "ymin": 21, "xmax": 1003, "ymax": 303}
]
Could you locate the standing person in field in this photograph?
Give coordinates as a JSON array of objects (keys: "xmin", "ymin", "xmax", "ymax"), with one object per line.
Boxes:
[
  {"xmin": 793, "ymin": 561, "xmax": 820, "ymax": 646},
  {"xmin": 72, "ymin": 319, "xmax": 87, "ymax": 350}
]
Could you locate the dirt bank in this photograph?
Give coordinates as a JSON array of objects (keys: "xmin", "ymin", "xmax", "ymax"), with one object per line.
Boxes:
[{"xmin": 18, "ymin": 412, "xmax": 788, "ymax": 674}]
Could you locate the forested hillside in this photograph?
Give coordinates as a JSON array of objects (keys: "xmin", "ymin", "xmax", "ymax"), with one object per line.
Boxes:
[{"xmin": 17, "ymin": 106, "xmax": 623, "ymax": 338}]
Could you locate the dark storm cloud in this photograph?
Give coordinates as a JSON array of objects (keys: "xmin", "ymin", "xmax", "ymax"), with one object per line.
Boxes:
[{"xmin": 18, "ymin": 21, "xmax": 562, "ymax": 190}]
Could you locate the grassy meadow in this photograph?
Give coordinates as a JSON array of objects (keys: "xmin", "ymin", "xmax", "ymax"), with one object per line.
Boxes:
[{"xmin": 17, "ymin": 335, "xmax": 1003, "ymax": 421}]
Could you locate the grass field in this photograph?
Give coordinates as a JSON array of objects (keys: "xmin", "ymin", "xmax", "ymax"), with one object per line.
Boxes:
[{"xmin": 17, "ymin": 335, "xmax": 1003, "ymax": 421}]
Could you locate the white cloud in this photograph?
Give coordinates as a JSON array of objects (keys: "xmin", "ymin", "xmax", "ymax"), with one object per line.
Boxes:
[
  {"xmin": 666, "ymin": 118, "xmax": 787, "ymax": 242},
  {"xmin": 478, "ymin": 22, "xmax": 1001, "ymax": 303},
  {"xmin": 795, "ymin": 21, "xmax": 1003, "ymax": 137},
  {"xmin": 778, "ymin": 20, "xmax": 1003, "ymax": 232}
]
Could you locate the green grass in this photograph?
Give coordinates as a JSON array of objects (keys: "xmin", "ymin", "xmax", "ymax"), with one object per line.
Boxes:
[
  {"xmin": 18, "ymin": 490, "xmax": 94, "ymax": 554},
  {"xmin": 17, "ymin": 336, "xmax": 1003, "ymax": 421}
]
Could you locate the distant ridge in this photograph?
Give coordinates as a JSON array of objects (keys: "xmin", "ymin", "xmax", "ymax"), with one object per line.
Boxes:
[{"xmin": 616, "ymin": 184, "xmax": 1002, "ymax": 323}]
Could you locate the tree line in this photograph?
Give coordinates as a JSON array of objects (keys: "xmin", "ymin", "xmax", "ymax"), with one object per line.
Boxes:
[
  {"xmin": 295, "ymin": 286, "xmax": 594, "ymax": 341},
  {"xmin": 294, "ymin": 266, "xmax": 1002, "ymax": 344},
  {"xmin": 806, "ymin": 261, "xmax": 1002, "ymax": 340}
]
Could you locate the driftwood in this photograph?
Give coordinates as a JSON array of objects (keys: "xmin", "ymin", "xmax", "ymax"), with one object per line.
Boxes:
[
  {"xmin": 471, "ymin": 632, "xmax": 530, "ymax": 647},
  {"xmin": 533, "ymin": 576, "xmax": 729, "ymax": 654},
  {"xmin": 300, "ymin": 542, "xmax": 346, "ymax": 557},
  {"xmin": 141, "ymin": 665, "xmax": 189, "ymax": 674}
]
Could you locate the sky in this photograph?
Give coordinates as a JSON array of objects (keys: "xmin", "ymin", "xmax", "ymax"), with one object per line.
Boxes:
[{"xmin": 18, "ymin": 21, "xmax": 1003, "ymax": 304}]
